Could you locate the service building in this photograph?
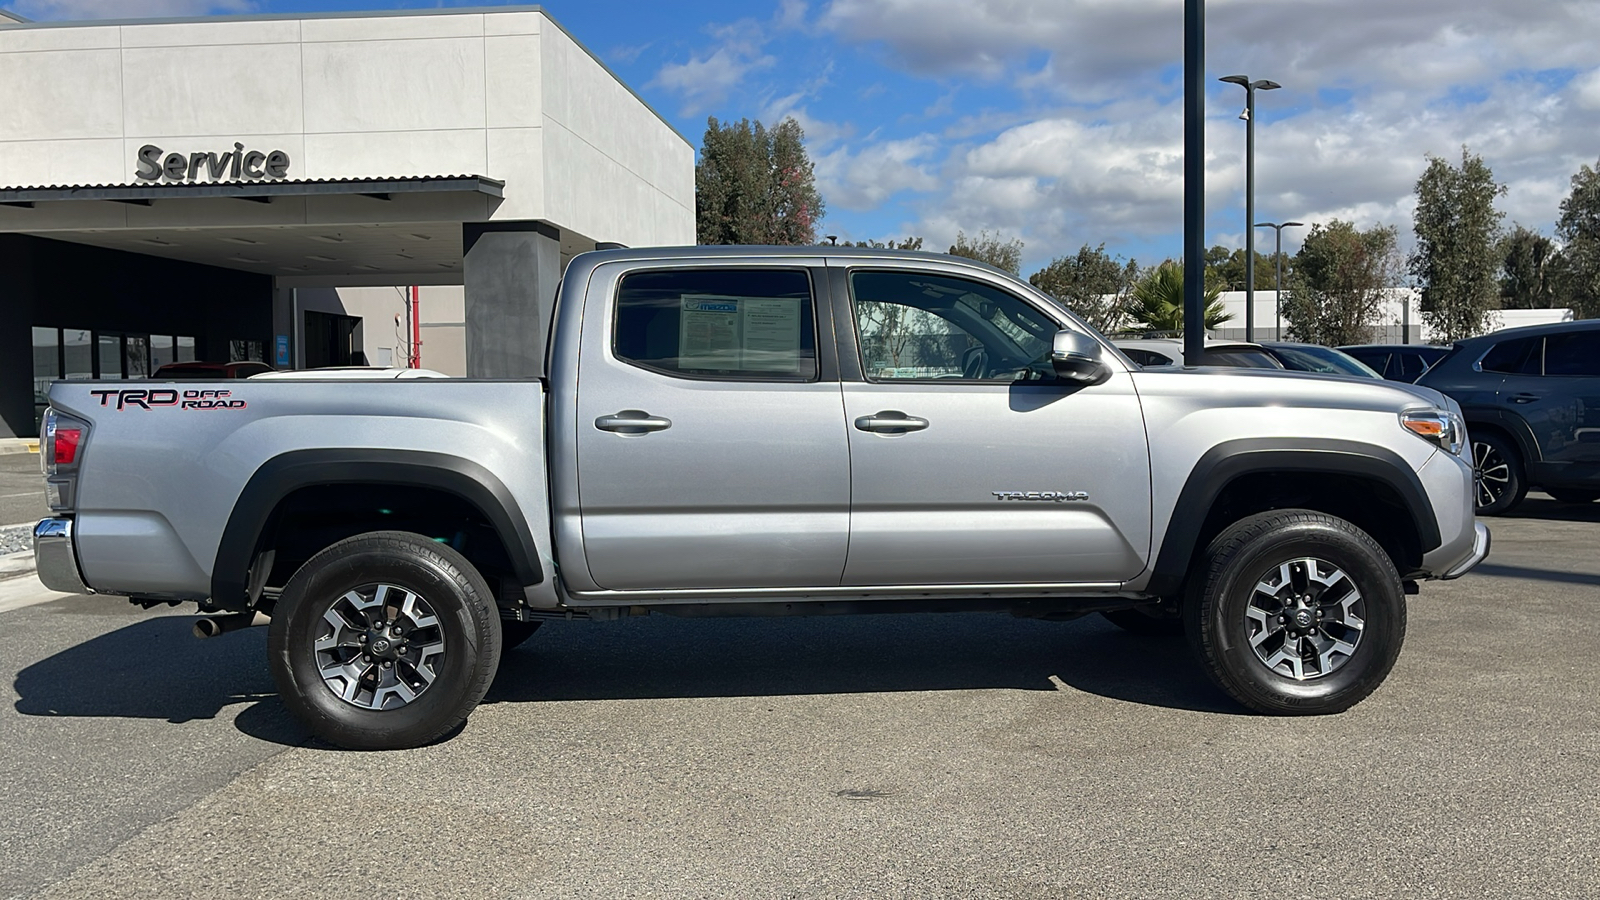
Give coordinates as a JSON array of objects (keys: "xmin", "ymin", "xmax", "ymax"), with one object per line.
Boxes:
[{"xmin": 0, "ymin": 5, "xmax": 694, "ymax": 437}]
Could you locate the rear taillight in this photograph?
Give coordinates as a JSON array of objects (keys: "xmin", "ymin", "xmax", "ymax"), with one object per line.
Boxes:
[
  {"xmin": 42, "ymin": 410, "xmax": 88, "ymax": 511},
  {"xmin": 54, "ymin": 427, "xmax": 82, "ymax": 466}
]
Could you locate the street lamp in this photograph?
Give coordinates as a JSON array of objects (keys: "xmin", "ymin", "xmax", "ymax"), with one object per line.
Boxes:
[
  {"xmin": 1220, "ymin": 74, "xmax": 1281, "ymax": 341},
  {"xmin": 1254, "ymin": 221, "xmax": 1303, "ymax": 339}
]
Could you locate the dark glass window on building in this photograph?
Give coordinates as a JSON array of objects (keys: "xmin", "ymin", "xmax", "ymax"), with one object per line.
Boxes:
[{"xmin": 613, "ymin": 268, "xmax": 817, "ymax": 381}]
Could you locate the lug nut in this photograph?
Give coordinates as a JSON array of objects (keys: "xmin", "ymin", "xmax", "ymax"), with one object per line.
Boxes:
[{"xmin": 358, "ymin": 634, "xmax": 367, "ymax": 642}]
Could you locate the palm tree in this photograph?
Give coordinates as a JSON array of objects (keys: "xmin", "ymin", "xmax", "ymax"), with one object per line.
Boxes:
[{"xmin": 1127, "ymin": 261, "xmax": 1231, "ymax": 332}]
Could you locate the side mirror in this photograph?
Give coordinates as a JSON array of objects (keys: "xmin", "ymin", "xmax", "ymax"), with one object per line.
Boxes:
[{"xmin": 1050, "ymin": 330, "xmax": 1112, "ymax": 385}]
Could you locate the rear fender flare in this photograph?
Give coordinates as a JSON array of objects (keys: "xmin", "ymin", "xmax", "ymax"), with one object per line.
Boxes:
[{"xmin": 211, "ymin": 449, "xmax": 542, "ymax": 609}]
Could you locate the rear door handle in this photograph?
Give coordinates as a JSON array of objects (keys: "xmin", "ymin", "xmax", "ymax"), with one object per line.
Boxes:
[
  {"xmin": 1508, "ymin": 393, "xmax": 1539, "ymax": 404},
  {"xmin": 854, "ymin": 411, "xmax": 929, "ymax": 434},
  {"xmin": 595, "ymin": 410, "xmax": 672, "ymax": 434}
]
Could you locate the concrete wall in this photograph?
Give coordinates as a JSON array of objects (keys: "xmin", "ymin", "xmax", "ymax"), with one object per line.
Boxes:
[
  {"xmin": 307, "ymin": 284, "xmax": 467, "ymax": 375},
  {"xmin": 0, "ymin": 9, "xmax": 694, "ymax": 247}
]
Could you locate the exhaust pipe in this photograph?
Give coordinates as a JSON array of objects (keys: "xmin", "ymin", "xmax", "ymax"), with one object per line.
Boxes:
[{"xmin": 193, "ymin": 611, "xmax": 270, "ymax": 639}]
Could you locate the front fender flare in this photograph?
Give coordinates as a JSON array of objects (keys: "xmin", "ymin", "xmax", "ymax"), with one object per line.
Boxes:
[{"xmin": 1144, "ymin": 438, "xmax": 1440, "ymax": 598}]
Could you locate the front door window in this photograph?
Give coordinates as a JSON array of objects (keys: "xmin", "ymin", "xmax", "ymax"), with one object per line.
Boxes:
[{"xmin": 838, "ymin": 266, "xmax": 1151, "ymax": 586}]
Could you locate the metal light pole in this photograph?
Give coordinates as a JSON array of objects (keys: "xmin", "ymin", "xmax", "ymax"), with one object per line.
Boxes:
[
  {"xmin": 1254, "ymin": 221, "xmax": 1303, "ymax": 339},
  {"xmin": 1220, "ymin": 75, "xmax": 1280, "ymax": 342},
  {"xmin": 1183, "ymin": 0, "xmax": 1206, "ymax": 366}
]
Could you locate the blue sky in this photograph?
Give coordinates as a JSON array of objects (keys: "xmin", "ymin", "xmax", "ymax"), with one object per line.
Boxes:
[{"xmin": 10, "ymin": 0, "xmax": 1600, "ymax": 277}]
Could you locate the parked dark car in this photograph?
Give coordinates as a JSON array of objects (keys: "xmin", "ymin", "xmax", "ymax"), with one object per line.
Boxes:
[
  {"xmin": 1339, "ymin": 344, "xmax": 1449, "ymax": 383},
  {"xmin": 1416, "ymin": 321, "xmax": 1600, "ymax": 514},
  {"xmin": 1260, "ymin": 343, "xmax": 1382, "ymax": 378},
  {"xmin": 152, "ymin": 361, "xmax": 275, "ymax": 379}
]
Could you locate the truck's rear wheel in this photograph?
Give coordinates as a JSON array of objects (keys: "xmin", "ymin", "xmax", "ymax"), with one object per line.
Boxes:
[
  {"xmin": 1184, "ymin": 510, "xmax": 1404, "ymax": 715},
  {"xmin": 268, "ymin": 531, "xmax": 501, "ymax": 750}
]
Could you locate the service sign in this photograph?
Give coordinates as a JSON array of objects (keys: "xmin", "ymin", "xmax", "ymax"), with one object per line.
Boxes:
[{"xmin": 134, "ymin": 143, "xmax": 291, "ymax": 183}]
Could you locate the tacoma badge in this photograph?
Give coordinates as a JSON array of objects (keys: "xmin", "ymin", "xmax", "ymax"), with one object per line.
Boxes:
[{"xmin": 991, "ymin": 491, "xmax": 1090, "ymax": 502}]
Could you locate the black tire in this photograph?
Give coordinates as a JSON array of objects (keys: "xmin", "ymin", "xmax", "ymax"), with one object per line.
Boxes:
[
  {"xmin": 1546, "ymin": 488, "xmax": 1600, "ymax": 504},
  {"xmin": 1100, "ymin": 607, "xmax": 1184, "ymax": 636},
  {"xmin": 267, "ymin": 531, "xmax": 502, "ymax": 750},
  {"xmin": 500, "ymin": 619, "xmax": 543, "ymax": 650},
  {"xmin": 1183, "ymin": 510, "xmax": 1405, "ymax": 715},
  {"xmin": 1472, "ymin": 432, "xmax": 1527, "ymax": 516}
]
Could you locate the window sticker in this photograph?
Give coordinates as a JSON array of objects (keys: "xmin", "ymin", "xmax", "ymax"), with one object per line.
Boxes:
[{"xmin": 677, "ymin": 294, "xmax": 803, "ymax": 373}]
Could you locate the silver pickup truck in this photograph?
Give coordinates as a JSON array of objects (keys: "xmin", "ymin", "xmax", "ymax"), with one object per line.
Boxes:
[{"xmin": 34, "ymin": 246, "xmax": 1489, "ymax": 749}]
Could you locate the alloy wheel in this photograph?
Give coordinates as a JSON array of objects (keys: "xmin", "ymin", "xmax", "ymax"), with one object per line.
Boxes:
[
  {"xmin": 1243, "ymin": 557, "xmax": 1365, "ymax": 680},
  {"xmin": 1474, "ymin": 439, "xmax": 1511, "ymax": 510},
  {"xmin": 314, "ymin": 583, "xmax": 446, "ymax": 710}
]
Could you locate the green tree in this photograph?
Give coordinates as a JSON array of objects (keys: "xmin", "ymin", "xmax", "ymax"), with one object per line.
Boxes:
[
  {"xmin": 696, "ymin": 116, "xmax": 824, "ymax": 245},
  {"xmin": 840, "ymin": 236, "xmax": 924, "ymax": 250},
  {"xmin": 1411, "ymin": 146, "xmax": 1506, "ymax": 340},
  {"xmin": 947, "ymin": 229, "xmax": 1023, "ymax": 276},
  {"xmin": 1028, "ymin": 243, "xmax": 1140, "ymax": 334},
  {"xmin": 1556, "ymin": 158, "xmax": 1600, "ymax": 318},
  {"xmin": 1498, "ymin": 225, "xmax": 1564, "ymax": 310},
  {"xmin": 1282, "ymin": 220, "xmax": 1400, "ymax": 346},
  {"xmin": 1126, "ymin": 261, "xmax": 1229, "ymax": 333},
  {"xmin": 1203, "ymin": 244, "xmax": 1281, "ymax": 292}
]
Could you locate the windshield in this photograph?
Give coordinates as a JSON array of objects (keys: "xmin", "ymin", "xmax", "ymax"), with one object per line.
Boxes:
[
  {"xmin": 1201, "ymin": 348, "xmax": 1283, "ymax": 369},
  {"xmin": 1271, "ymin": 345, "xmax": 1381, "ymax": 378}
]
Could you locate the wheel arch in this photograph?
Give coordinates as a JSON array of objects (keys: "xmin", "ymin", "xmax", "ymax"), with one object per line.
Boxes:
[
  {"xmin": 1146, "ymin": 439, "xmax": 1440, "ymax": 598},
  {"xmin": 212, "ymin": 449, "xmax": 543, "ymax": 611},
  {"xmin": 1462, "ymin": 412, "xmax": 1538, "ymax": 466}
]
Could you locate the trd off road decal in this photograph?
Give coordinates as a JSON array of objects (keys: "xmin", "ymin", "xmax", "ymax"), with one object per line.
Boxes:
[{"xmin": 89, "ymin": 388, "xmax": 247, "ymax": 410}]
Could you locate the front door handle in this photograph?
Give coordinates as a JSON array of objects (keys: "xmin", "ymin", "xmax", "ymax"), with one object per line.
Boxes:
[
  {"xmin": 595, "ymin": 410, "xmax": 672, "ymax": 434},
  {"xmin": 1508, "ymin": 393, "xmax": 1539, "ymax": 404},
  {"xmin": 854, "ymin": 411, "xmax": 929, "ymax": 434}
]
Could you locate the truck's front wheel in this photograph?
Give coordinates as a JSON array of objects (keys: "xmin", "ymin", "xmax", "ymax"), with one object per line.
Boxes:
[
  {"xmin": 1184, "ymin": 510, "xmax": 1405, "ymax": 715},
  {"xmin": 268, "ymin": 531, "xmax": 502, "ymax": 750}
]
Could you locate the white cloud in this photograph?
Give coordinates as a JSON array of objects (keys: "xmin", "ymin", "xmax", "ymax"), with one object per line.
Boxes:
[
  {"xmin": 11, "ymin": 0, "xmax": 250, "ymax": 17},
  {"xmin": 822, "ymin": 0, "xmax": 1600, "ymax": 101},
  {"xmin": 1573, "ymin": 68, "xmax": 1600, "ymax": 111},
  {"xmin": 651, "ymin": 20, "xmax": 778, "ymax": 116},
  {"xmin": 815, "ymin": 134, "xmax": 941, "ymax": 210}
]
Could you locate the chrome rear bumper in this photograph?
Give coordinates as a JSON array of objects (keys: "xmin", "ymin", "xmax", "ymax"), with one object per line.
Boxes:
[
  {"xmin": 33, "ymin": 518, "xmax": 91, "ymax": 595},
  {"xmin": 1439, "ymin": 521, "xmax": 1490, "ymax": 580}
]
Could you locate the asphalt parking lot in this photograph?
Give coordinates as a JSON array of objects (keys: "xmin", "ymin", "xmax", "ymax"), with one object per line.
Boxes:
[
  {"xmin": 1, "ymin": 450, "xmax": 47, "ymax": 530},
  {"xmin": 2, "ymin": 498, "xmax": 1597, "ymax": 899}
]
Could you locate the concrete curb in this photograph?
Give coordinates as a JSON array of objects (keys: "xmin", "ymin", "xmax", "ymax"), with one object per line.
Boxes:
[
  {"xmin": 0, "ymin": 549, "xmax": 35, "ymax": 582},
  {"xmin": 0, "ymin": 568, "xmax": 73, "ymax": 613},
  {"xmin": 0, "ymin": 438, "xmax": 40, "ymax": 455}
]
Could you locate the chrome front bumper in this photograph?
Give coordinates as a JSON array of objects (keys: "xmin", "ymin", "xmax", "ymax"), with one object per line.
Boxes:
[
  {"xmin": 1439, "ymin": 521, "xmax": 1491, "ymax": 580},
  {"xmin": 33, "ymin": 518, "xmax": 91, "ymax": 595}
]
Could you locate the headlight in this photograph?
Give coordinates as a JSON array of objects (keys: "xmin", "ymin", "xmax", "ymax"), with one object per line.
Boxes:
[{"xmin": 1401, "ymin": 409, "xmax": 1464, "ymax": 455}]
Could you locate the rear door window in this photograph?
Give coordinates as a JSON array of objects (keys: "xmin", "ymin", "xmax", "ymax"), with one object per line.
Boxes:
[
  {"xmin": 1345, "ymin": 349, "xmax": 1391, "ymax": 377},
  {"xmin": 1398, "ymin": 352, "xmax": 1430, "ymax": 380},
  {"xmin": 1542, "ymin": 331, "xmax": 1600, "ymax": 377},
  {"xmin": 1479, "ymin": 336, "xmax": 1543, "ymax": 375},
  {"xmin": 613, "ymin": 268, "xmax": 818, "ymax": 381}
]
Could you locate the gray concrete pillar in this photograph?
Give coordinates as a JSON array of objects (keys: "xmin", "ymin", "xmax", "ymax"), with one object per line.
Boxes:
[{"xmin": 463, "ymin": 220, "xmax": 560, "ymax": 379}]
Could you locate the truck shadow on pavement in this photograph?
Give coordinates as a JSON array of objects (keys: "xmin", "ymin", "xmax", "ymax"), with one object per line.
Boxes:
[
  {"xmin": 13, "ymin": 612, "xmax": 1242, "ymax": 750},
  {"xmin": 12, "ymin": 615, "xmax": 307, "ymax": 743},
  {"xmin": 482, "ymin": 613, "xmax": 1241, "ymax": 715}
]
